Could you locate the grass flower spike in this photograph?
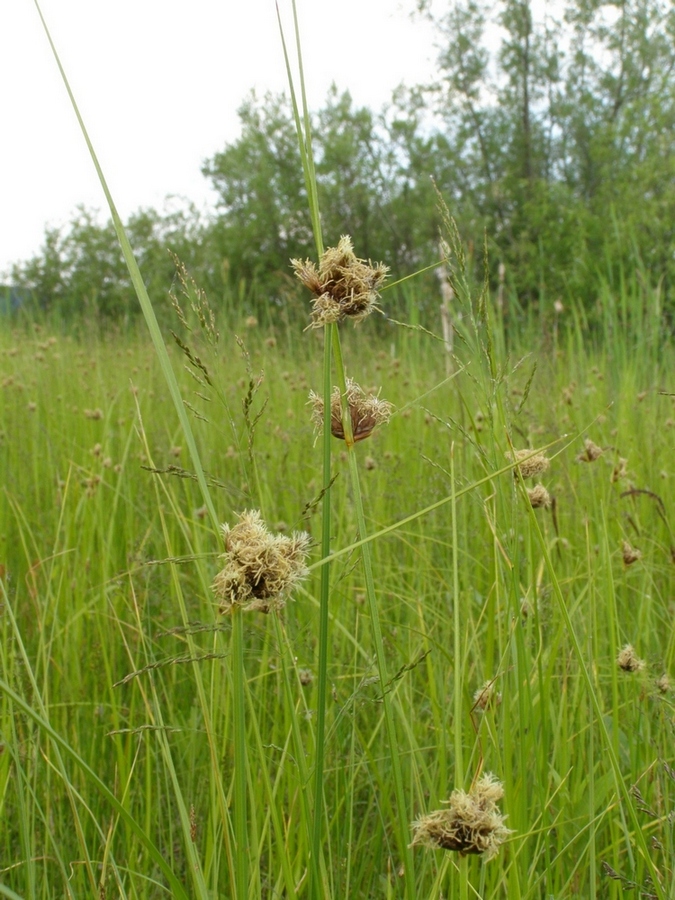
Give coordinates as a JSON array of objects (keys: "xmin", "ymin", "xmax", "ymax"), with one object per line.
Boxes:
[
  {"xmin": 309, "ymin": 378, "xmax": 393, "ymax": 442},
  {"xmin": 411, "ymin": 773, "xmax": 512, "ymax": 860},
  {"xmin": 291, "ymin": 235, "xmax": 389, "ymax": 327},
  {"xmin": 212, "ymin": 510, "xmax": 311, "ymax": 614}
]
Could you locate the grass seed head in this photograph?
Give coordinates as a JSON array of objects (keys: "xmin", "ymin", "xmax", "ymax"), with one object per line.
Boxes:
[
  {"xmin": 621, "ymin": 540, "xmax": 641, "ymax": 566},
  {"xmin": 473, "ymin": 680, "xmax": 502, "ymax": 711},
  {"xmin": 527, "ymin": 484, "xmax": 552, "ymax": 509},
  {"xmin": 309, "ymin": 379, "xmax": 393, "ymax": 442},
  {"xmin": 291, "ymin": 235, "xmax": 388, "ymax": 328},
  {"xmin": 577, "ymin": 438, "xmax": 603, "ymax": 462},
  {"xmin": 655, "ymin": 673, "xmax": 671, "ymax": 694},
  {"xmin": 617, "ymin": 644, "xmax": 646, "ymax": 673},
  {"xmin": 508, "ymin": 448, "xmax": 550, "ymax": 479},
  {"xmin": 411, "ymin": 773, "xmax": 512, "ymax": 860},
  {"xmin": 212, "ymin": 510, "xmax": 311, "ymax": 615},
  {"xmin": 612, "ymin": 457, "xmax": 629, "ymax": 482}
]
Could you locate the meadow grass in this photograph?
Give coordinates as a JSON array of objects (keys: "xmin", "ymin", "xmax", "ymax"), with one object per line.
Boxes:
[{"xmin": 0, "ymin": 286, "xmax": 674, "ymax": 897}]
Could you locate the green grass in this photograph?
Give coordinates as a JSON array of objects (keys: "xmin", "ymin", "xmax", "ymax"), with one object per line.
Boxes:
[{"xmin": 0, "ymin": 291, "xmax": 674, "ymax": 897}]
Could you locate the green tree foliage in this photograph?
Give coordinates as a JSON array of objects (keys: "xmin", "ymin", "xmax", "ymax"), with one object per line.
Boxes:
[
  {"xmin": 417, "ymin": 0, "xmax": 675, "ymax": 305},
  {"xmin": 10, "ymin": 0, "xmax": 675, "ymax": 319}
]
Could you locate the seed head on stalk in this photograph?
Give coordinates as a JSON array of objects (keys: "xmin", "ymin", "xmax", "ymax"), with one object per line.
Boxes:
[
  {"xmin": 212, "ymin": 510, "xmax": 311, "ymax": 614},
  {"xmin": 507, "ymin": 448, "xmax": 550, "ymax": 479},
  {"xmin": 291, "ymin": 235, "xmax": 388, "ymax": 327},
  {"xmin": 309, "ymin": 379, "xmax": 393, "ymax": 442},
  {"xmin": 411, "ymin": 773, "xmax": 512, "ymax": 860}
]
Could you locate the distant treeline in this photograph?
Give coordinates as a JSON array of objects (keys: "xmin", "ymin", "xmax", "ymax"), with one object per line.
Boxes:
[{"xmin": 10, "ymin": 0, "xmax": 675, "ymax": 322}]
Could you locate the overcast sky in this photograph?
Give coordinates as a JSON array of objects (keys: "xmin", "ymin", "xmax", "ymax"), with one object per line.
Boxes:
[{"xmin": 0, "ymin": 0, "xmax": 439, "ymax": 275}]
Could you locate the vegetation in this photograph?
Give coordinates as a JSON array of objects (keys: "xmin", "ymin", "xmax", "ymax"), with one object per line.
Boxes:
[
  {"xmin": 1, "ymin": 1, "xmax": 674, "ymax": 898},
  {"xmin": 1, "ymin": 273, "xmax": 674, "ymax": 897},
  {"xmin": 8, "ymin": 0, "xmax": 675, "ymax": 321}
]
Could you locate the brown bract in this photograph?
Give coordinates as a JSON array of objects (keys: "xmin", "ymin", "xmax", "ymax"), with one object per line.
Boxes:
[
  {"xmin": 411, "ymin": 773, "xmax": 512, "ymax": 861},
  {"xmin": 212, "ymin": 510, "xmax": 311, "ymax": 614},
  {"xmin": 291, "ymin": 235, "xmax": 388, "ymax": 328},
  {"xmin": 309, "ymin": 379, "xmax": 393, "ymax": 443}
]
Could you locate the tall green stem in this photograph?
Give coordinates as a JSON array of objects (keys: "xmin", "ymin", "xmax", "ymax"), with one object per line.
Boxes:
[
  {"xmin": 309, "ymin": 323, "xmax": 334, "ymax": 900},
  {"xmin": 332, "ymin": 330, "xmax": 416, "ymax": 900}
]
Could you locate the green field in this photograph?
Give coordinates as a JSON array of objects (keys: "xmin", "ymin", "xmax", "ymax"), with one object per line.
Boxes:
[{"xmin": 1, "ymin": 272, "xmax": 673, "ymax": 897}]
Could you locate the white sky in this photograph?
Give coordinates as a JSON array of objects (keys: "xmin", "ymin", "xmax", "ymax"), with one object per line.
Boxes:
[{"xmin": 0, "ymin": 0, "xmax": 439, "ymax": 276}]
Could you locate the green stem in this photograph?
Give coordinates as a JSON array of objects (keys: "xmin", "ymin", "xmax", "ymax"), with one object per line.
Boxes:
[
  {"xmin": 332, "ymin": 330, "xmax": 416, "ymax": 900},
  {"xmin": 232, "ymin": 610, "xmax": 249, "ymax": 900},
  {"xmin": 309, "ymin": 322, "xmax": 333, "ymax": 900}
]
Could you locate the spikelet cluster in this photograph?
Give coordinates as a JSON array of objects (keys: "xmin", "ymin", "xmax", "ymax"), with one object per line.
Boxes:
[
  {"xmin": 473, "ymin": 680, "xmax": 502, "ymax": 711},
  {"xmin": 617, "ymin": 644, "xmax": 646, "ymax": 673},
  {"xmin": 291, "ymin": 235, "xmax": 388, "ymax": 328},
  {"xmin": 309, "ymin": 379, "xmax": 393, "ymax": 442},
  {"xmin": 507, "ymin": 448, "xmax": 550, "ymax": 479},
  {"xmin": 621, "ymin": 540, "xmax": 641, "ymax": 566},
  {"xmin": 212, "ymin": 510, "xmax": 311, "ymax": 614},
  {"xmin": 411, "ymin": 773, "xmax": 512, "ymax": 860},
  {"xmin": 577, "ymin": 439, "xmax": 603, "ymax": 462},
  {"xmin": 527, "ymin": 484, "xmax": 552, "ymax": 509}
]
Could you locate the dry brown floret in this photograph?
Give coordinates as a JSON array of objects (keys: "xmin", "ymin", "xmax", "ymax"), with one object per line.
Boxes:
[
  {"xmin": 621, "ymin": 540, "xmax": 641, "ymax": 566},
  {"xmin": 309, "ymin": 379, "xmax": 393, "ymax": 443},
  {"xmin": 617, "ymin": 644, "xmax": 646, "ymax": 673},
  {"xmin": 507, "ymin": 448, "xmax": 550, "ymax": 479},
  {"xmin": 212, "ymin": 510, "xmax": 311, "ymax": 614},
  {"xmin": 473, "ymin": 681, "xmax": 502, "ymax": 711},
  {"xmin": 577, "ymin": 439, "xmax": 603, "ymax": 462},
  {"xmin": 527, "ymin": 484, "xmax": 552, "ymax": 509},
  {"xmin": 410, "ymin": 773, "xmax": 512, "ymax": 861},
  {"xmin": 291, "ymin": 235, "xmax": 388, "ymax": 328}
]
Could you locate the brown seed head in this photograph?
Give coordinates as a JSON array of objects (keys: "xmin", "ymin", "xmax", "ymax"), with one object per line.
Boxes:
[
  {"xmin": 527, "ymin": 484, "xmax": 552, "ymax": 509},
  {"xmin": 291, "ymin": 235, "xmax": 388, "ymax": 328},
  {"xmin": 411, "ymin": 773, "xmax": 512, "ymax": 861},
  {"xmin": 577, "ymin": 439, "xmax": 603, "ymax": 463},
  {"xmin": 621, "ymin": 540, "xmax": 641, "ymax": 566},
  {"xmin": 473, "ymin": 681, "xmax": 502, "ymax": 711},
  {"xmin": 507, "ymin": 448, "xmax": 550, "ymax": 479},
  {"xmin": 212, "ymin": 510, "xmax": 311, "ymax": 615},
  {"xmin": 611, "ymin": 457, "xmax": 629, "ymax": 483},
  {"xmin": 309, "ymin": 379, "xmax": 393, "ymax": 442},
  {"xmin": 617, "ymin": 644, "xmax": 646, "ymax": 673},
  {"xmin": 655, "ymin": 673, "xmax": 671, "ymax": 694}
]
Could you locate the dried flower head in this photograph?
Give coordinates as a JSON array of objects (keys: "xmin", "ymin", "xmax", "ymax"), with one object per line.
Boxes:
[
  {"xmin": 212, "ymin": 510, "xmax": 311, "ymax": 614},
  {"xmin": 655, "ymin": 673, "xmax": 671, "ymax": 694},
  {"xmin": 611, "ymin": 457, "xmax": 629, "ymax": 483},
  {"xmin": 291, "ymin": 235, "xmax": 388, "ymax": 328},
  {"xmin": 577, "ymin": 439, "xmax": 603, "ymax": 462},
  {"xmin": 507, "ymin": 448, "xmax": 550, "ymax": 479},
  {"xmin": 411, "ymin": 773, "xmax": 512, "ymax": 861},
  {"xmin": 473, "ymin": 681, "xmax": 502, "ymax": 711},
  {"xmin": 309, "ymin": 379, "xmax": 393, "ymax": 443},
  {"xmin": 527, "ymin": 484, "xmax": 552, "ymax": 509},
  {"xmin": 617, "ymin": 644, "xmax": 646, "ymax": 673},
  {"xmin": 621, "ymin": 540, "xmax": 641, "ymax": 566}
]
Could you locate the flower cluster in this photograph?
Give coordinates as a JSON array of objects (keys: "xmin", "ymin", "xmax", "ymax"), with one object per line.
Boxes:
[
  {"xmin": 411, "ymin": 773, "xmax": 512, "ymax": 861},
  {"xmin": 292, "ymin": 235, "xmax": 388, "ymax": 328},
  {"xmin": 309, "ymin": 378, "xmax": 393, "ymax": 443},
  {"xmin": 212, "ymin": 510, "xmax": 311, "ymax": 614}
]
